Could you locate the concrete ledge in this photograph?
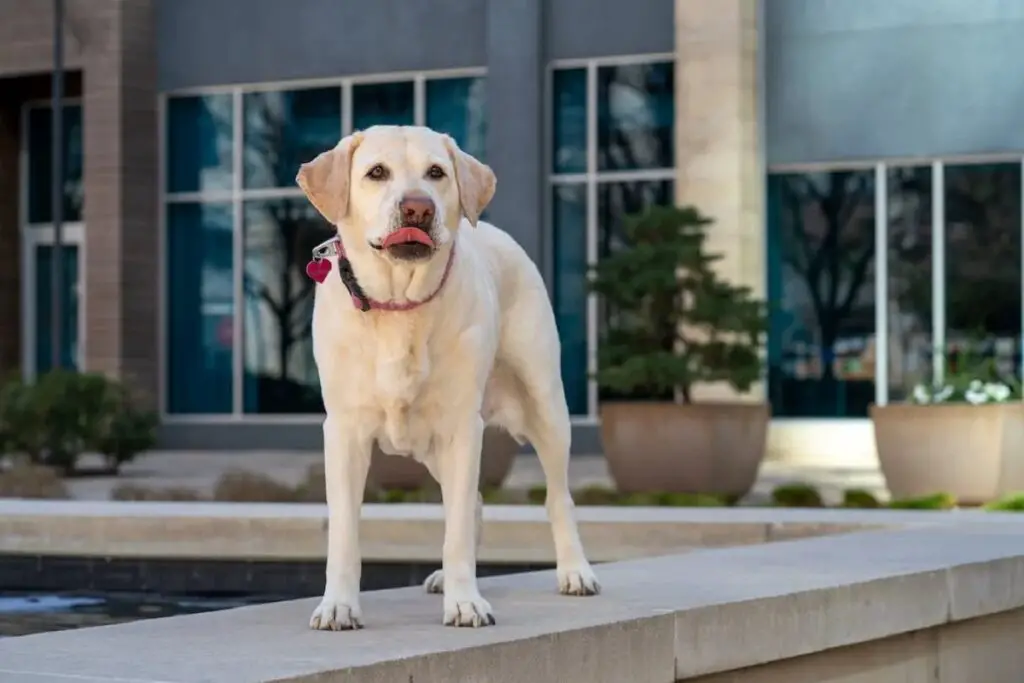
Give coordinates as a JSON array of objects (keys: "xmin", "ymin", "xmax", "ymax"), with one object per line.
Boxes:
[
  {"xmin": 1, "ymin": 523, "xmax": 1023, "ymax": 682},
  {"xmin": 3, "ymin": 499, "xmax": 1017, "ymax": 563}
]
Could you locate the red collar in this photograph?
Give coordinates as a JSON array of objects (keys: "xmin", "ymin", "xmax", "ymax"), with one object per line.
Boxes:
[{"xmin": 305, "ymin": 236, "xmax": 456, "ymax": 312}]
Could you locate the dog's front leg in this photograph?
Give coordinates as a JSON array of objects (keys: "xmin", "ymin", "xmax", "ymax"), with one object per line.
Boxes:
[
  {"xmin": 310, "ymin": 417, "xmax": 372, "ymax": 631},
  {"xmin": 437, "ymin": 414, "xmax": 495, "ymax": 627}
]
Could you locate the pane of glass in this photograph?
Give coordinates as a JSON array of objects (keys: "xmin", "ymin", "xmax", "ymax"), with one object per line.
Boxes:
[
  {"xmin": 552, "ymin": 68, "xmax": 587, "ymax": 174},
  {"xmin": 166, "ymin": 202, "xmax": 235, "ymax": 414},
  {"xmin": 166, "ymin": 94, "xmax": 234, "ymax": 194},
  {"xmin": 243, "ymin": 87, "xmax": 342, "ymax": 189},
  {"xmin": 596, "ymin": 180, "xmax": 674, "ymax": 403},
  {"xmin": 34, "ymin": 244, "xmax": 79, "ymax": 375},
  {"xmin": 596, "ymin": 62, "xmax": 674, "ymax": 172},
  {"xmin": 27, "ymin": 104, "xmax": 83, "ymax": 224},
  {"xmin": 552, "ymin": 184, "xmax": 589, "ymax": 416},
  {"xmin": 242, "ymin": 198, "xmax": 334, "ymax": 414},
  {"xmin": 887, "ymin": 166, "xmax": 933, "ymax": 402},
  {"xmin": 944, "ymin": 163, "xmax": 1022, "ymax": 382},
  {"xmin": 352, "ymin": 82, "xmax": 414, "ymax": 130},
  {"xmin": 426, "ymin": 77, "xmax": 487, "ymax": 161},
  {"xmin": 767, "ymin": 171, "xmax": 877, "ymax": 418}
]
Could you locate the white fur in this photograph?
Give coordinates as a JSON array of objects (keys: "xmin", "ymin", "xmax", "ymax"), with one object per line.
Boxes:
[{"xmin": 297, "ymin": 125, "xmax": 599, "ymax": 630}]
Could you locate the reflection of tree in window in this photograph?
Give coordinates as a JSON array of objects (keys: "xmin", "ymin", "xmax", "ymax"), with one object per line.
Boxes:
[
  {"xmin": 243, "ymin": 199, "xmax": 334, "ymax": 413},
  {"xmin": 778, "ymin": 171, "xmax": 876, "ymax": 383},
  {"xmin": 597, "ymin": 63, "xmax": 673, "ymax": 172},
  {"xmin": 944, "ymin": 165, "xmax": 1022, "ymax": 376},
  {"xmin": 886, "ymin": 167, "xmax": 933, "ymax": 399}
]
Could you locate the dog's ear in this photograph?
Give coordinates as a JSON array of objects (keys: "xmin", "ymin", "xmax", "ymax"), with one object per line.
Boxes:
[
  {"xmin": 444, "ymin": 135, "xmax": 496, "ymax": 227},
  {"xmin": 296, "ymin": 132, "xmax": 364, "ymax": 224}
]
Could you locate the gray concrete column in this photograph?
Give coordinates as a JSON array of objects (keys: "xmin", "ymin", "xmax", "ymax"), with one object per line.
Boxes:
[{"xmin": 484, "ymin": 0, "xmax": 546, "ymax": 275}]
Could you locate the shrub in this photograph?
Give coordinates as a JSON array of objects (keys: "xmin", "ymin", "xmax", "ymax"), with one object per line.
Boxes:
[
  {"xmin": 842, "ymin": 489, "xmax": 882, "ymax": 509},
  {"xmin": 0, "ymin": 464, "xmax": 69, "ymax": 499},
  {"xmin": 212, "ymin": 469, "xmax": 297, "ymax": 503},
  {"xmin": 0, "ymin": 371, "xmax": 157, "ymax": 474},
  {"xmin": 110, "ymin": 483, "xmax": 205, "ymax": 502},
  {"xmin": 887, "ymin": 492, "xmax": 957, "ymax": 510},
  {"xmin": 982, "ymin": 493, "xmax": 1024, "ymax": 512},
  {"xmin": 771, "ymin": 483, "xmax": 825, "ymax": 508},
  {"xmin": 587, "ymin": 205, "xmax": 766, "ymax": 402}
]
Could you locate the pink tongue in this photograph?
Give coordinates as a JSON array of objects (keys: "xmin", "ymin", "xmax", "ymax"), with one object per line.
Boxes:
[{"xmin": 382, "ymin": 227, "xmax": 434, "ymax": 249}]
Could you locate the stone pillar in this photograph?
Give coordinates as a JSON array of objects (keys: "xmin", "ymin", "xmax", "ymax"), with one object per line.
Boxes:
[
  {"xmin": 81, "ymin": 0, "xmax": 159, "ymax": 402},
  {"xmin": 485, "ymin": 0, "xmax": 545, "ymax": 273},
  {"xmin": 675, "ymin": 0, "xmax": 765, "ymax": 401}
]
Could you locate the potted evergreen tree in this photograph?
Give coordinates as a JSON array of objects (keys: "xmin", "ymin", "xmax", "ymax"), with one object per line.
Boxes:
[{"xmin": 589, "ymin": 205, "xmax": 769, "ymax": 496}]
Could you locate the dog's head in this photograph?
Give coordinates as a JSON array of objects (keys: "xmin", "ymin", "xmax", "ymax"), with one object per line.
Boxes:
[{"xmin": 296, "ymin": 126, "xmax": 496, "ymax": 263}]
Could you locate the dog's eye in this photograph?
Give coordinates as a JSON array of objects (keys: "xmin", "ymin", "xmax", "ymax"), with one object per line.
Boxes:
[
  {"xmin": 425, "ymin": 164, "xmax": 446, "ymax": 180},
  {"xmin": 366, "ymin": 164, "xmax": 390, "ymax": 181}
]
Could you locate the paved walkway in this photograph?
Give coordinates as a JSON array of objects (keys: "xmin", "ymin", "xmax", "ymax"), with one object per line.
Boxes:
[{"xmin": 65, "ymin": 451, "xmax": 887, "ymax": 505}]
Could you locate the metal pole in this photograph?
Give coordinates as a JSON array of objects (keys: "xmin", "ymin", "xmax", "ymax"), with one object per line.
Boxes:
[{"xmin": 51, "ymin": 0, "xmax": 64, "ymax": 371}]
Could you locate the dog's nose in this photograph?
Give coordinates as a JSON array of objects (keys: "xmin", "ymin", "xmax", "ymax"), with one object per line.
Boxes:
[{"xmin": 399, "ymin": 193, "xmax": 435, "ymax": 226}]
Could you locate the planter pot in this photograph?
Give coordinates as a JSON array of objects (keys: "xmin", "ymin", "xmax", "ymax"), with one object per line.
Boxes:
[
  {"xmin": 366, "ymin": 426, "xmax": 520, "ymax": 491},
  {"xmin": 599, "ymin": 401, "xmax": 770, "ymax": 496},
  {"xmin": 870, "ymin": 403, "xmax": 1024, "ymax": 504}
]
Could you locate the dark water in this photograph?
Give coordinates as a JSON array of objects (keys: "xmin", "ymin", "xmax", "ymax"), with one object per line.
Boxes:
[{"xmin": 0, "ymin": 591, "xmax": 285, "ymax": 638}]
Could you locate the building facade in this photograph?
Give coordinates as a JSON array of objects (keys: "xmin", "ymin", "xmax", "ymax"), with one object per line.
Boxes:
[{"xmin": 1, "ymin": 0, "xmax": 1022, "ymax": 458}]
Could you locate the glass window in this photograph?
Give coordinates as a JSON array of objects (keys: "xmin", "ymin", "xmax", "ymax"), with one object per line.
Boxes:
[
  {"xmin": 944, "ymin": 163, "xmax": 1022, "ymax": 380},
  {"xmin": 34, "ymin": 244, "xmax": 80, "ymax": 375},
  {"xmin": 352, "ymin": 82, "xmax": 414, "ymax": 130},
  {"xmin": 552, "ymin": 68, "xmax": 587, "ymax": 174},
  {"xmin": 596, "ymin": 62, "xmax": 674, "ymax": 172},
  {"xmin": 552, "ymin": 184, "xmax": 589, "ymax": 415},
  {"xmin": 243, "ymin": 87, "xmax": 341, "ymax": 189},
  {"xmin": 426, "ymin": 77, "xmax": 487, "ymax": 161},
  {"xmin": 597, "ymin": 179, "xmax": 675, "ymax": 403},
  {"xmin": 887, "ymin": 166, "xmax": 933, "ymax": 401},
  {"xmin": 166, "ymin": 202, "xmax": 235, "ymax": 414},
  {"xmin": 27, "ymin": 104, "xmax": 83, "ymax": 224},
  {"xmin": 166, "ymin": 94, "xmax": 233, "ymax": 194},
  {"xmin": 767, "ymin": 171, "xmax": 877, "ymax": 418},
  {"xmin": 242, "ymin": 198, "xmax": 334, "ymax": 414}
]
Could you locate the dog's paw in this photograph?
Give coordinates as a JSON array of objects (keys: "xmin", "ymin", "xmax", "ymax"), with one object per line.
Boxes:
[
  {"xmin": 558, "ymin": 561, "xmax": 601, "ymax": 596},
  {"xmin": 309, "ymin": 596, "xmax": 363, "ymax": 631},
  {"xmin": 443, "ymin": 589, "xmax": 496, "ymax": 627},
  {"xmin": 424, "ymin": 569, "xmax": 445, "ymax": 594}
]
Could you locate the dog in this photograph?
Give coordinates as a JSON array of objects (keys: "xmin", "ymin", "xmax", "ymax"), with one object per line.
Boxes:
[{"xmin": 296, "ymin": 125, "xmax": 599, "ymax": 630}]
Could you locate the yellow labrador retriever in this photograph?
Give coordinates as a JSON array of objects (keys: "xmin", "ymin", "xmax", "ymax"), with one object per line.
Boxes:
[{"xmin": 296, "ymin": 125, "xmax": 599, "ymax": 629}]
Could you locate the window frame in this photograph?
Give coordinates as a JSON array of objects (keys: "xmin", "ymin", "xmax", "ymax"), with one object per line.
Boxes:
[
  {"xmin": 159, "ymin": 67, "xmax": 486, "ymax": 422},
  {"xmin": 546, "ymin": 54, "xmax": 676, "ymax": 422}
]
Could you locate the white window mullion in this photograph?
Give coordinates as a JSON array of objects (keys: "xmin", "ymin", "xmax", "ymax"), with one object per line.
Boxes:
[
  {"xmin": 585, "ymin": 62, "xmax": 599, "ymax": 418},
  {"xmin": 231, "ymin": 88, "xmax": 245, "ymax": 418},
  {"xmin": 874, "ymin": 164, "xmax": 888, "ymax": 406},
  {"xmin": 932, "ymin": 161, "xmax": 946, "ymax": 385},
  {"xmin": 414, "ymin": 75, "xmax": 426, "ymax": 127}
]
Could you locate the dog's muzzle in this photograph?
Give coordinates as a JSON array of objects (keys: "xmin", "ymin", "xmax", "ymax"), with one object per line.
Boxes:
[{"xmin": 377, "ymin": 193, "xmax": 438, "ymax": 261}]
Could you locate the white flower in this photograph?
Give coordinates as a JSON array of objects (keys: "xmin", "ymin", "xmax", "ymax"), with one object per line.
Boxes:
[
  {"xmin": 965, "ymin": 388, "xmax": 988, "ymax": 405},
  {"xmin": 985, "ymin": 383, "xmax": 1011, "ymax": 402},
  {"xmin": 912, "ymin": 384, "xmax": 931, "ymax": 404},
  {"xmin": 934, "ymin": 385, "xmax": 955, "ymax": 403}
]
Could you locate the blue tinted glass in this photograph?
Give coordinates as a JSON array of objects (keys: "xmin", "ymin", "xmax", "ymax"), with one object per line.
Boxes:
[
  {"xmin": 352, "ymin": 82, "xmax": 414, "ymax": 130},
  {"xmin": 596, "ymin": 180, "xmax": 674, "ymax": 402},
  {"xmin": 166, "ymin": 202, "xmax": 235, "ymax": 414},
  {"xmin": 243, "ymin": 87, "xmax": 341, "ymax": 189},
  {"xmin": 552, "ymin": 184, "xmax": 589, "ymax": 415},
  {"xmin": 552, "ymin": 69, "xmax": 586, "ymax": 174},
  {"xmin": 767, "ymin": 171, "xmax": 876, "ymax": 418},
  {"xmin": 27, "ymin": 104, "xmax": 83, "ymax": 224},
  {"xmin": 242, "ymin": 198, "xmax": 334, "ymax": 414},
  {"xmin": 596, "ymin": 62, "xmax": 674, "ymax": 171},
  {"xmin": 426, "ymin": 77, "xmax": 487, "ymax": 161},
  {"xmin": 166, "ymin": 95, "xmax": 233, "ymax": 194},
  {"xmin": 34, "ymin": 244, "xmax": 80, "ymax": 375}
]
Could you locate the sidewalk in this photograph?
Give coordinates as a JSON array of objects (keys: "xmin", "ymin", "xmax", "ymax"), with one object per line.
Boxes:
[{"xmin": 64, "ymin": 451, "xmax": 887, "ymax": 505}]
